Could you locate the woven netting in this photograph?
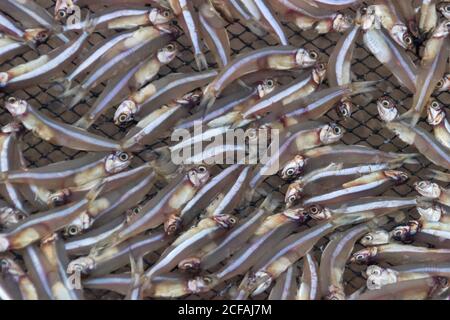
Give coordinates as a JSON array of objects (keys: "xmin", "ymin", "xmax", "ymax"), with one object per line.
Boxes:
[{"xmin": 0, "ymin": 0, "xmax": 449, "ymax": 300}]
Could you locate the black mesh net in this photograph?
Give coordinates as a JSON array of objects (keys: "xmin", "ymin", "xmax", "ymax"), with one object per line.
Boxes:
[{"xmin": 0, "ymin": 0, "xmax": 449, "ymax": 300}]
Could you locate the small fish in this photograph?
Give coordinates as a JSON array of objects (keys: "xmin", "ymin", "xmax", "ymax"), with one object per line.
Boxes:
[{"xmin": 201, "ymin": 46, "xmax": 318, "ymax": 109}]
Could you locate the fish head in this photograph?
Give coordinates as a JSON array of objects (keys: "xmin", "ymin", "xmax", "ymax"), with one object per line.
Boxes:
[
  {"xmin": 249, "ymin": 271, "xmax": 272, "ymax": 297},
  {"xmin": 280, "ymin": 155, "xmax": 305, "ymax": 180},
  {"xmin": 188, "ymin": 165, "xmax": 210, "ymax": 187},
  {"xmin": 0, "ymin": 72, "xmax": 9, "ymax": 87},
  {"xmin": 157, "ymin": 43, "xmax": 178, "ymax": 64},
  {"xmin": 377, "ymin": 96, "xmax": 398, "ymax": 122},
  {"xmin": 156, "ymin": 24, "xmax": 180, "ymax": 39},
  {"xmin": 54, "ymin": 0, "xmax": 76, "ymax": 20},
  {"xmin": 164, "ymin": 215, "xmax": 182, "ymax": 236},
  {"xmin": 320, "ymin": 123, "xmax": 344, "ymax": 144},
  {"xmin": 350, "ymin": 247, "xmax": 377, "ymax": 264},
  {"xmin": 384, "ymin": 170, "xmax": 409, "ymax": 185},
  {"xmin": 149, "ymin": 8, "xmax": 174, "ymax": 25},
  {"xmin": 257, "ymin": 79, "xmax": 277, "ymax": 98},
  {"xmin": 360, "ymin": 8, "xmax": 376, "ymax": 31},
  {"xmin": 434, "ymin": 20, "xmax": 450, "ymax": 38},
  {"xmin": 295, "ymin": 48, "xmax": 318, "ymax": 68},
  {"xmin": 0, "ymin": 207, "xmax": 25, "ymax": 229},
  {"xmin": 325, "ymin": 286, "xmax": 346, "ymax": 300},
  {"xmin": 282, "ymin": 206, "xmax": 309, "ymax": 223},
  {"xmin": 427, "ymin": 100, "xmax": 445, "ymax": 126},
  {"xmin": 438, "ymin": 2, "xmax": 450, "ymax": 19},
  {"xmin": 178, "ymin": 257, "xmax": 201, "ymax": 272},
  {"xmin": 48, "ymin": 188, "xmax": 71, "ymax": 207},
  {"xmin": 307, "ymin": 204, "xmax": 331, "ymax": 221},
  {"xmin": 360, "ymin": 229, "xmax": 390, "ymax": 246},
  {"xmin": 365, "ymin": 265, "xmax": 384, "ymax": 277},
  {"xmin": 214, "ymin": 214, "xmax": 238, "ymax": 229},
  {"xmin": 435, "ymin": 73, "xmax": 450, "ymax": 92},
  {"xmin": 1, "ymin": 122, "xmax": 23, "ymax": 134},
  {"xmin": 417, "ymin": 201, "xmax": 443, "ymax": 222},
  {"xmin": 105, "ymin": 151, "xmax": 132, "ymax": 174},
  {"xmin": 390, "ymin": 220, "xmax": 419, "ymax": 243},
  {"xmin": 4, "ymin": 97, "xmax": 28, "ymax": 116},
  {"xmin": 367, "ymin": 269, "xmax": 398, "ymax": 290},
  {"xmin": 177, "ymin": 89, "xmax": 203, "ymax": 107},
  {"xmin": 25, "ymin": 28, "xmax": 50, "ymax": 44},
  {"xmin": 414, "ymin": 181, "xmax": 441, "ymax": 199},
  {"xmin": 0, "ymin": 255, "xmax": 11, "ymax": 272},
  {"xmin": 284, "ymin": 183, "xmax": 303, "ymax": 208},
  {"xmin": 188, "ymin": 275, "xmax": 219, "ymax": 293},
  {"xmin": 333, "ymin": 13, "xmax": 353, "ymax": 32},
  {"xmin": 64, "ymin": 212, "xmax": 92, "ymax": 237},
  {"xmin": 336, "ymin": 99, "xmax": 353, "ymax": 118},
  {"xmin": 312, "ymin": 62, "xmax": 327, "ymax": 85},
  {"xmin": 114, "ymin": 100, "xmax": 137, "ymax": 125},
  {"xmin": 391, "ymin": 24, "xmax": 414, "ymax": 50},
  {"xmin": 67, "ymin": 257, "xmax": 95, "ymax": 274}
]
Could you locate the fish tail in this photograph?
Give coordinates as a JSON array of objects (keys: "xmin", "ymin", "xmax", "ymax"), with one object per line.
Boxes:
[
  {"xmin": 424, "ymin": 169, "xmax": 450, "ymax": 182},
  {"xmin": 199, "ymin": 87, "xmax": 216, "ymax": 111},
  {"xmin": 398, "ymin": 153, "xmax": 420, "ymax": 165},
  {"xmin": 50, "ymin": 77, "xmax": 72, "ymax": 94},
  {"xmin": 82, "ymin": 11, "xmax": 97, "ymax": 35},
  {"xmin": 74, "ymin": 116, "xmax": 91, "ymax": 129},
  {"xmin": 86, "ymin": 180, "xmax": 105, "ymax": 202},
  {"xmin": 349, "ymin": 80, "xmax": 382, "ymax": 95},
  {"xmin": 399, "ymin": 109, "xmax": 421, "ymax": 126},
  {"xmin": 67, "ymin": 88, "xmax": 88, "ymax": 109},
  {"xmin": 195, "ymin": 53, "xmax": 208, "ymax": 71}
]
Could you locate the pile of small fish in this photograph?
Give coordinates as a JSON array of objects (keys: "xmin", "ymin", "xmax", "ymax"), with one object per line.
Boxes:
[{"xmin": 0, "ymin": 0, "xmax": 449, "ymax": 300}]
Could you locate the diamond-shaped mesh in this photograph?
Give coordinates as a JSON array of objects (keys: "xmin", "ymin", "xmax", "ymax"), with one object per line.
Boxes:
[{"xmin": 1, "ymin": 0, "xmax": 449, "ymax": 300}]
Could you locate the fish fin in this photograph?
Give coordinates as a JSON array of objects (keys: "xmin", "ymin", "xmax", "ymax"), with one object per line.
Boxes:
[
  {"xmin": 200, "ymin": 91, "xmax": 217, "ymax": 118},
  {"xmin": 259, "ymin": 193, "xmax": 282, "ymax": 212},
  {"xmin": 398, "ymin": 109, "xmax": 420, "ymax": 126}
]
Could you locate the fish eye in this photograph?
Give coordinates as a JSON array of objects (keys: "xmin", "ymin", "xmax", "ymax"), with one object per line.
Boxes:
[
  {"xmin": 17, "ymin": 213, "xmax": 26, "ymax": 220},
  {"xmin": 133, "ymin": 207, "xmax": 141, "ymax": 215},
  {"xmin": 118, "ymin": 114, "xmax": 129, "ymax": 123},
  {"xmin": 431, "ymin": 101, "xmax": 440, "ymax": 108},
  {"xmin": 266, "ymin": 79, "xmax": 274, "ymax": 87},
  {"xmin": 288, "ymin": 195, "xmax": 297, "ymax": 203},
  {"xmin": 309, "ymin": 205, "xmax": 319, "ymax": 215},
  {"xmin": 382, "ymin": 99, "xmax": 390, "ymax": 107},
  {"xmin": 309, "ymin": 50, "xmax": 318, "ymax": 59},
  {"xmin": 333, "ymin": 126, "xmax": 341, "ymax": 135},
  {"xmin": 393, "ymin": 229, "xmax": 403, "ymax": 237},
  {"xmin": 356, "ymin": 254, "xmax": 365, "ymax": 261},
  {"xmin": 163, "ymin": 10, "xmax": 171, "ymax": 17},
  {"xmin": 364, "ymin": 235, "xmax": 373, "ymax": 241},
  {"xmin": 0, "ymin": 259, "xmax": 9, "ymax": 269},
  {"xmin": 197, "ymin": 166, "xmax": 207, "ymax": 173},
  {"xmin": 119, "ymin": 152, "xmax": 129, "ymax": 162},
  {"xmin": 202, "ymin": 276, "xmax": 212, "ymax": 284},
  {"xmin": 436, "ymin": 79, "xmax": 444, "ymax": 88},
  {"xmin": 446, "ymin": 5, "xmax": 450, "ymax": 12},
  {"xmin": 7, "ymin": 97, "xmax": 16, "ymax": 104},
  {"xmin": 404, "ymin": 36, "xmax": 412, "ymax": 44},
  {"xmin": 286, "ymin": 168, "xmax": 295, "ymax": 176},
  {"xmin": 67, "ymin": 225, "xmax": 80, "ymax": 236},
  {"xmin": 58, "ymin": 10, "xmax": 67, "ymax": 18},
  {"xmin": 228, "ymin": 217, "xmax": 236, "ymax": 224},
  {"xmin": 166, "ymin": 43, "xmax": 175, "ymax": 51}
]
